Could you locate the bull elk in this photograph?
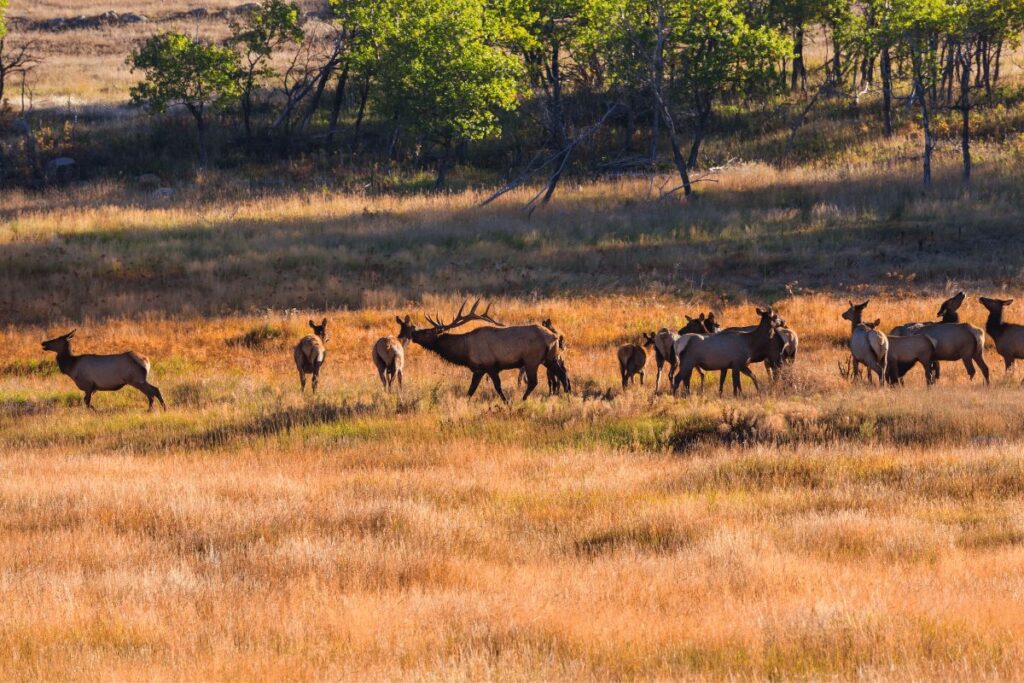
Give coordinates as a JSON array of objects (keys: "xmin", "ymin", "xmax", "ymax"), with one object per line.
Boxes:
[
  {"xmin": 41, "ymin": 330, "xmax": 166, "ymax": 411},
  {"xmin": 396, "ymin": 300, "xmax": 559, "ymax": 401},
  {"xmin": 980, "ymin": 297, "xmax": 1024, "ymax": 373},
  {"xmin": 672, "ymin": 308, "xmax": 781, "ymax": 396},
  {"xmin": 373, "ymin": 330, "xmax": 409, "ymax": 391},
  {"xmin": 294, "ymin": 319, "xmax": 328, "ymax": 393},
  {"xmin": 841, "ymin": 301, "xmax": 888, "ymax": 385}
]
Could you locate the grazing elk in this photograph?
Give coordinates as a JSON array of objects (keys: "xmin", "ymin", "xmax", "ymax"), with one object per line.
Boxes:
[
  {"xmin": 652, "ymin": 313, "xmax": 717, "ymax": 392},
  {"xmin": 294, "ymin": 318, "xmax": 328, "ymax": 393},
  {"xmin": 618, "ymin": 333, "xmax": 655, "ymax": 388},
  {"xmin": 373, "ymin": 331, "xmax": 409, "ymax": 391},
  {"xmin": 885, "ymin": 332, "xmax": 938, "ymax": 386},
  {"xmin": 396, "ymin": 300, "xmax": 559, "ymax": 401},
  {"xmin": 672, "ymin": 308, "xmax": 782, "ymax": 396},
  {"xmin": 841, "ymin": 302, "xmax": 888, "ymax": 385},
  {"xmin": 980, "ymin": 297, "xmax": 1024, "ymax": 373},
  {"xmin": 889, "ymin": 291, "xmax": 988, "ymax": 383},
  {"xmin": 41, "ymin": 330, "xmax": 166, "ymax": 411},
  {"xmin": 519, "ymin": 318, "xmax": 571, "ymax": 395}
]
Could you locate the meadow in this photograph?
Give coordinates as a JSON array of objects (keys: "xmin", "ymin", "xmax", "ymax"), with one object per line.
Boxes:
[{"xmin": 6, "ymin": 2, "xmax": 1024, "ymax": 680}]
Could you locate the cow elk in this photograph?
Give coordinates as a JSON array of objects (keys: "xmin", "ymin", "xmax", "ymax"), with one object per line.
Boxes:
[
  {"xmin": 885, "ymin": 333, "xmax": 937, "ymax": 386},
  {"xmin": 618, "ymin": 333, "xmax": 655, "ymax": 388},
  {"xmin": 980, "ymin": 297, "xmax": 1024, "ymax": 373},
  {"xmin": 396, "ymin": 300, "xmax": 559, "ymax": 401},
  {"xmin": 841, "ymin": 302, "xmax": 888, "ymax": 385},
  {"xmin": 889, "ymin": 291, "xmax": 988, "ymax": 383},
  {"xmin": 519, "ymin": 318, "xmax": 571, "ymax": 395},
  {"xmin": 41, "ymin": 330, "xmax": 166, "ymax": 411},
  {"xmin": 374, "ymin": 329, "xmax": 409, "ymax": 391},
  {"xmin": 294, "ymin": 318, "xmax": 328, "ymax": 393},
  {"xmin": 672, "ymin": 308, "xmax": 782, "ymax": 396},
  {"xmin": 652, "ymin": 313, "xmax": 717, "ymax": 392}
]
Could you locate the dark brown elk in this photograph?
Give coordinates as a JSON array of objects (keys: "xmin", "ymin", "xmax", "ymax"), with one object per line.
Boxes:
[
  {"xmin": 841, "ymin": 302, "xmax": 888, "ymax": 385},
  {"xmin": 890, "ymin": 291, "xmax": 966, "ymax": 336},
  {"xmin": 652, "ymin": 313, "xmax": 717, "ymax": 392},
  {"xmin": 717, "ymin": 314, "xmax": 798, "ymax": 381},
  {"xmin": 980, "ymin": 297, "xmax": 1024, "ymax": 373},
  {"xmin": 618, "ymin": 333, "xmax": 655, "ymax": 388},
  {"xmin": 518, "ymin": 319, "xmax": 570, "ymax": 394},
  {"xmin": 396, "ymin": 300, "xmax": 559, "ymax": 401},
  {"xmin": 41, "ymin": 330, "xmax": 166, "ymax": 411},
  {"xmin": 672, "ymin": 308, "xmax": 781, "ymax": 396},
  {"xmin": 885, "ymin": 333, "xmax": 937, "ymax": 386},
  {"xmin": 294, "ymin": 319, "xmax": 328, "ymax": 393},
  {"xmin": 372, "ymin": 332, "xmax": 409, "ymax": 391}
]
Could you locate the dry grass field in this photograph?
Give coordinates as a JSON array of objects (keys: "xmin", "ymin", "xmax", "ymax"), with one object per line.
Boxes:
[
  {"xmin": 6, "ymin": 1, "xmax": 1024, "ymax": 679},
  {"xmin": 3, "ymin": 162, "xmax": 1024, "ymax": 679}
]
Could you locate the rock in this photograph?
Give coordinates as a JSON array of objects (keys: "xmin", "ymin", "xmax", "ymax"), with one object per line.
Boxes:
[
  {"xmin": 120, "ymin": 13, "xmax": 148, "ymax": 23},
  {"xmin": 44, "ymin": 157, "xmax": 77, "ymax": 184},
  {"xmin": 152, "ymin": 187, "xmax": 175, "ymax": 200},
  {"xmin": 186, "ymin": 8, "xmax": 209, "ymax": 18}
]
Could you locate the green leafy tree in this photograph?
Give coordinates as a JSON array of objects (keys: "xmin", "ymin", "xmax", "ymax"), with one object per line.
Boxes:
[
  {"xmin": 228, "ymin": 0, "xmax": 304, "ymax": 144},
  {"xmin": 129, "ymin": 33, "xmax": 241, "ymax": 168},
  {"xmin": 372, "ymin": 0, "xmax": 522, "ymax": 189}
]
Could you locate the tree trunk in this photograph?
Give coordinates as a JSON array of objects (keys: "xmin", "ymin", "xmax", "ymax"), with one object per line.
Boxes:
[
  {"xmin": 791, "ymin": 26, "xmax": 805, "ymax": 91},
  {"xmin": 687, "ymin": 104, "xmax": 710, "ymax": 170},
  {"xmin": 881, "ymin": 48, "xmax": 893, "ymax": 138},
  {"xmin": 434, "ymin": 140, "xmax": 452, "ymax": 191},
  {"xmin": 326, "ymin": 63, "xmax": 349, "ymax": 148},
  {"xmin": 958, "ymin": 43, "xmax": 971, "ymax": 182},
  {"xmin": 352, "ymin": 77, "xmax": 370, "ymax": 153},
  {"xmin": 193, "ymin": 109, "xmax": 208, "ymax": 169},
  {"xmin": 916, "ymin": 77, "xmax": 932, "ymax": 187}
]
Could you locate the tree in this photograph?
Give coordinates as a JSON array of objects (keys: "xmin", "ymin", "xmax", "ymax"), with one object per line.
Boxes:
[
  {"xmin": 886, "ymin": 0, "xmax": 951, "ymax": 186},
  {"xmin": 0, "ymin": 0, "xmax": 40, "ymax": 106},
  {"xmin": 129, "ymin": 33, "xmax": 241, "ymax": 168},
  {"xmin": 228, "ymin": 0, "xmax": 304, "ymax": 145},
  {"xmin": 372, "ymin": 0, "xmax": 522, "ymax": 189}
]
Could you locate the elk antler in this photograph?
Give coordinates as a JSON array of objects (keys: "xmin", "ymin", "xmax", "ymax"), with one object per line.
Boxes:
[{"xmin": 424, "ymin": 299, "xmax": 504, "ymax": 332}]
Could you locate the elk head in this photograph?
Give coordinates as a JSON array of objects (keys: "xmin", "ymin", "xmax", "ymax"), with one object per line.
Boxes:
[
  {"xmin": 397, "ymin": 300, "xmax": 503, "ymax": 350},
  {"xmin": 979, "ymin": 297, "xmax": 1013, "ymax": 313},
  {"xmin": 42, "ymin": 329, "xmax": 75, "ymax": 354},
  {"xmin": 703, "ymin": 312, "xmax": 721, "ymax": 333},
  {"xmin": 308, "ymin": 318, "xmax": 329, "ymax": 342},
  {"xmin": 842, "ymin": 300, "xmax": 869, "ymax": 324},
  {"xmin": 938, "ymin": 291, "xmax": 966, "ymax": 319},
  {"xmin": 642, "ymin": 332, "xmax": 657, "ymax": 347}
]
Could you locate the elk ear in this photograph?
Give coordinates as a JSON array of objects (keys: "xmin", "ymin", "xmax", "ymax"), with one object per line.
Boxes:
[
  {"xmin": 872, "ymin": 318, "xmax": 881, "ymax": 327},
  {"xmin": 698, "ymin": 313, "xmax": 705, "ymax": 321},
  {"xmin": 685, "ymin": 315, "xmax": 693, "ymax": 322},
  {"xmin": 321, "ymin": 318, "xmax": 328, "ymax": 327},
  {"xmin": 308, "ymin": 319, "xmax": 316, "ymax": 329},
  {"xmin": 65, "ymin": 329, "xmax": 76, "ymax": 339},
  {"xmin": 395, "ymin": 316, "xmax": 404, "ymax": 326},
  {"xmin": 1004, "ymin": 299, "xmax": 1014, "ymax": 306}
]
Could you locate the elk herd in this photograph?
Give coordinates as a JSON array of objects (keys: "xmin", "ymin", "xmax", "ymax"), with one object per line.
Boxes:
[{"xmin": 36, "ymin": 292, "xmax": 1024, "ymax": 411}]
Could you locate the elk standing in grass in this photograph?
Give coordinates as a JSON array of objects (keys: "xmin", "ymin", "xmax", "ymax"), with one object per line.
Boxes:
[
  {"xmin": 653, "ymin": 314, "xmax": 717, "ymax": 392},
  {"xmin": 294, "ymin": 319, "xmax": 328, "ymax": 393},
  {"xmin": 374, "ymin": 329, "xmax": 409, "ymax": 391},
  {"xmin": 890, "ymin": 291, "xmax": 988, "ymax": 383},
  {"xmin": 518, "ymin": 319, "xmax": 571, "ymax": 394},
  {"xmin": 885, "ymin": 332, "xmax": 938, "ymax": 386},
  {"xmin": 841, "ymin": 302, "xmax": 888, "ymax": 385},
  {"xmin": 41, "ymin": 330, "xmax": 166, "ymax": 411},
  {"xmin": 673, "ymin": 308, "xmax": 782, "ymax": 396},
  {"xmin": 717, "ymin": 315, "xmax": 798, "ymax": 381},
  {"xmin": 397, "ymin": 300, "xmax": 559, "ymax": 401},
  {"xmin": 618, "ymin": 333, "xmax": 655, "ymax": 388},
  {"xmin": 980, "ymin": 297, "xmax": 1024, "ymax": 374}
]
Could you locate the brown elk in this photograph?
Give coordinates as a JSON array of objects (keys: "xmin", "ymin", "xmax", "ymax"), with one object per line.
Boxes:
[
  {"xmin": 885, "ymin": 333, "xmax": 937, "ymax": 385},
  {"xmin": 889, "ymin": 291, "xmax": 988, "ymax": 383},
  {"xmin": 980, "ymin": 297, "xmax": 1024, "ymax": 373},
  {"xmin": 652, "ymin": 314, "xmax": 717, "ymax": 392},
  {"xmin": 618, "ymin": 333, "xmax": 655, "ymax": 388},
  {"xmin": 294, "ymin": 319, "xmax": 328, "ymax": 393},
  {"xmin": 717, "ymin": 315, "xmax": 798, "ymax": 380},
  {"xmin": 672, "ymin": 308, "xmax": 782, "ymax": 396},
  {"xmin": 41, "ymin": 330, "xmax": 166, "ymax": 411},
  {"xmin": 518, "ymin": 318, "xmax": 571, "ymax": 395},
  {"xmin": 841, "ymin": 302, "xmax": 888, "ymax": 385},
  {"xmin": 373, "ymin": 331, "xmax": 409, "ymax": 391},
  {"xmin": 396, "ymin": 300, "xmax": 559, "ymax": 401}
]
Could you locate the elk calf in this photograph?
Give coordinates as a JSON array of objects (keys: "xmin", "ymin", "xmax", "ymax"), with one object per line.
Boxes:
[
  {"xmin": 618, "ymin": 333, "xmax": 655, "ymax": 388},
  {"xmin": 294, "ymin": 318, "xmax": 328, "ymax": 393},
  {"xmin": 841, "ymin": 302, "xmax": 888, "ymax": 385},
  {"xmin": 374, "ymin": 329, "xmax": 409, "ymax": 391},
  {"xmin": 41, "ymin": 330, "xmax": 166, "ymax": 411}
]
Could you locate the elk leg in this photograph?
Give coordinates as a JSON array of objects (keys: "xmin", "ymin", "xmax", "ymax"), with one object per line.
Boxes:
[
  {"xmin": 718, "ymin": 370, "xmax": 727, "ymax": 395},
  {"xmin": 377, "ymin": 367, "xmax": 388, "ymax": 389},
  {"xmin": 962, "ymin": 358, "xmax": 976, "ymax": 382},
  {"xmin": 654, "ymin": 356, "xmax": 664, "ymax": 393},
  {"xmin": 298, "ymin": 370, "xmax": 307, "ymax": 393},
  {"xmin": 738, "ymin": 366, "xmax": 760, "ymax": 393},
  {"xmin": 134, "ymin": 382, "xmax": 165, "ymax": 411},
  {"xmin": 467, "ymin": 371, "xmax": 485, "ymax": 397},
  {"xmin": 311, "ymin": 369, "xmax": 320, "ymax": 394},
  {"xmin": 520, "ymin": 365, "xmax": 539, "ymax": 401},
  {"xmin": 396, "ymin": 369, "xmax": 404, "ymax": 389},
  {"xmin": 83, "ymin": 390, "xmax": 95, "ymax": 411},
  {"xmin": 732, "ymin": 367, "xmax": 742, "ymax": 396},
  {"xmin": 852, "ymin": 358, "xmax": 861, "ymax": 382},
  {"xmin": 489, "ymin": 370, "xmax": 509, "ymax": 402},
  {"xmin": 975, "ymin": 354, "xmax": 990, "ymax": 385}
]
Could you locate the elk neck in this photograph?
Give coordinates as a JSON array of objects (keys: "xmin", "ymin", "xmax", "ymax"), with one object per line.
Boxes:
[
  {"xmin": 54, "ymin": 344, "xmax": 77, "ymax": 375},
  {"xmin": 985, "ymin": 306, "xmax": 1006, "ymax": 339},
  {"xmin": 940, "ymin": 310, "xmax": 960, "ymax": 323},
  {"xmin": 412, "ymin": 329, "xmax": 472, "ymax": 367}
]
